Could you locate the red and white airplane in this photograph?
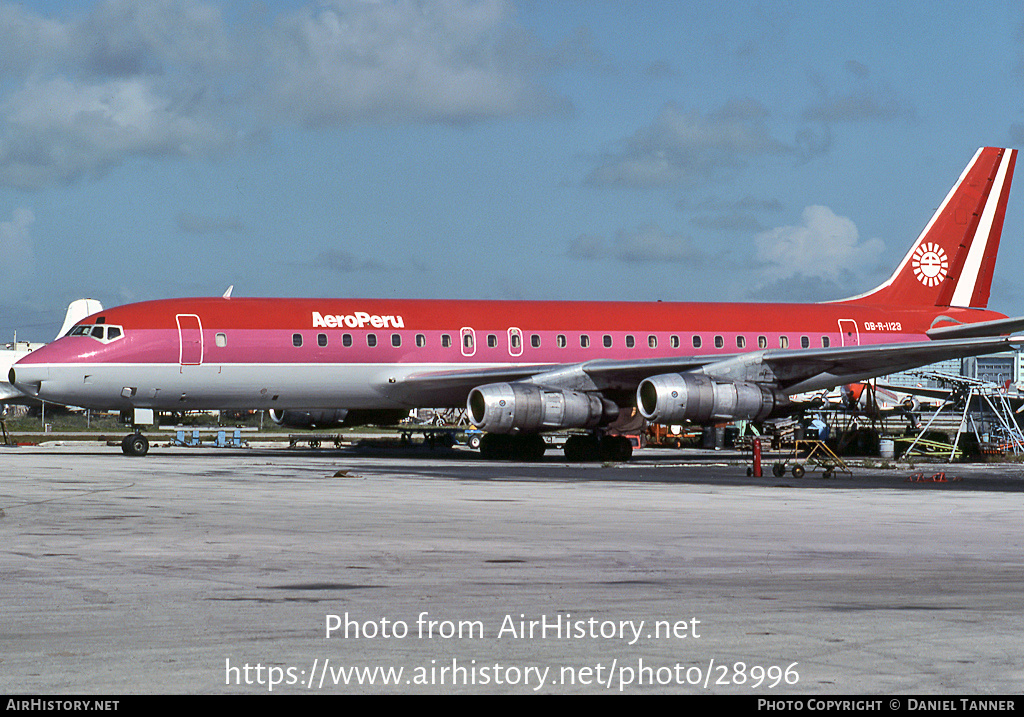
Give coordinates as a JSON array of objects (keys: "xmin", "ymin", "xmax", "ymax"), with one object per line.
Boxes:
[{"xmin": 10, "ymin": 147, "xmax": 1024, "ymax": 459}]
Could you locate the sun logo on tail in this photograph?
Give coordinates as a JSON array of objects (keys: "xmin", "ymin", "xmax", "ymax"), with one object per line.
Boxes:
[{"xmin": 912, "ymin": 242, "xmax": 948, "ymax": 287}]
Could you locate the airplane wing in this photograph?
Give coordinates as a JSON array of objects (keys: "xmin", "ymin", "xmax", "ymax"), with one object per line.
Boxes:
[
  {"xmin": 730, "ymin": 335, "xmax": 1024, "ymax": 395},
  {"xmin": 0, "ymin": 384, "xmax": 25, "ymax": 402},
  {"xmin": 391, "ymin": 334, "xmax": 1024, "ymax": 404},
  {"xmin": 874, "ymin": 383, "xmax": 951, "ymax": 402},
  {"xmin": 926, "ymin": 314, "xmax": 1024, "ymax": 340}
]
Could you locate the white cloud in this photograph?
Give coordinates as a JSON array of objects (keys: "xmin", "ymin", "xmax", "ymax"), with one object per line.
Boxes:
[
  {"xmin": 177, "ymin": 211, "xmax": 245, "ymax": 236},
  {"xmin": 586, "ymin": 100, "xmax": 795, "ymax": 188},
  {"xmin": 802, "ymin": 63, "xmax": 914, "ymax": 124},
  {"xmin": 0, "ymin": 76, "xmax": 232, "ymax": 188},
  {"xmin": 0, "ymin": 0, "xmax": 237, "ymax": 189},
  {"xmin": 754, "ymin": 205, "xmax": 884, "ymax": 281},
  {"xmin": 0, "ymin": 0, "xmax": 562, "ymax": 189},
  {"xmin": 317, "ymin": 249, "xmax": 386, "ymax": 273},
  {"xmin": 568, "ymin": 224, "xmax": 703, "ymax": 264},
  {"xmin": 263, "ymin": 0, "xmax": 563, "ymax": 126},
  {"xmin": 567, "ymin": 233, "xmax": 606, "ymax": 260},
  {"xmin": 802, "ymin": 90, "xmax": 910, "ymax": 123}
]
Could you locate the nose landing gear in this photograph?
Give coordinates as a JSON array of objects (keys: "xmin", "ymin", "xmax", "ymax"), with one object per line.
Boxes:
[{"xmin": 121, "ymin": 431, "xmax": 149, "ymax": 456}]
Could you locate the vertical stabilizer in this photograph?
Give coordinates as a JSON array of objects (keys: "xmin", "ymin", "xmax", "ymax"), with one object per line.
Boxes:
[
  {"xmin": 56, "ymin": 298, "xmax": 103, "ymax": 339},
  {"xmin": 838, "ymin": 147, "xmax": 1016, "ymax": 308}
]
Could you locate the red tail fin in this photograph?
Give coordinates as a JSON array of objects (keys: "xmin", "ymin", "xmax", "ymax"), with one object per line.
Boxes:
[{"xmin": 838, "ymin": 147, "xmax": 1016, "ymax": 308}]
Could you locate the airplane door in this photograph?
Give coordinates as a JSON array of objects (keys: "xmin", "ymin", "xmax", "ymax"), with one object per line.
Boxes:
[
  {"xmin": 838, "ymin": 319, "xmax": 859, "ymax": 347},
  {"xmin": 508, "ymin": 327, "xmax": 523, "ymax": 357},
  {"xmin": 177, "ymin": 314, "xmax": 204, "ymax": 366},
  {"xmin": 460, "ymin": 327, "xmax": 476, "ymax": 357}
]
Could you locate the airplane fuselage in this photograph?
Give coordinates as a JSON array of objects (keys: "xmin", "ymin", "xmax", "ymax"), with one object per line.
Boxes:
[{"xmin": 10, "ymin": 296, "xmax": 1004, "ymax": 413}]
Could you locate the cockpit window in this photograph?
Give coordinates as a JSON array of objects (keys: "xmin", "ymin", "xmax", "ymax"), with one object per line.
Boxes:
[{"xmin": 70, "ymin": 323, "xmax": 125, "ymax": 343}]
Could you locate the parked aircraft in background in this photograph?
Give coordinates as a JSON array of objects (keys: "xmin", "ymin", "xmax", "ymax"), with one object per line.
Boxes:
[
  {"xmin": 10, "ymin": 148, "xmax": 1024, "ymax": 458},
  {"xmin": 1, "ymin": 299, "xmax": 102, "ymax": 406}
]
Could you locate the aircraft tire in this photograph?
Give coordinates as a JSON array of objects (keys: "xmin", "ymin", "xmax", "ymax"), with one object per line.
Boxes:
[
  {"xmin": 564, "ymin": 434, "xmax": 600, "ymax": 462},
  {"xmin": 521, "ymin": 434, "xmax": 547, "ymax": 461},
  {"xmin": 479, "ymin": 433, "xmax": 505, "ymax": 459},
  {"xmin": 792, "ymin": 464, "xmax": 805, "ymax": 479},
  {"xmin": 600, "ymin": 435, "xmax": 632, "ymax": 462},
  {"xmin": 122, "ymin": 433, "xmax": 149, "ymax": 457}
]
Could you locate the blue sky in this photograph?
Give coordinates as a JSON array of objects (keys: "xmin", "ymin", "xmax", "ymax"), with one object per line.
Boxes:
[{"xmin": 2, "ymin": 0, "xmax": 1024, "ymax": 341}]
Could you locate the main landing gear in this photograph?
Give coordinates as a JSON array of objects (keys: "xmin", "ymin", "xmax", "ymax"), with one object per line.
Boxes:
[
  {"xmin": 476, "ymin": 431, "xmax": 633, "ymax": 462},
  {"xmin": 563, "ymin": 433, "xmax": 633, "ymax": 462},
  {"xmin": 478, "ymin": 433, "xmax": 547, "ymax": 461}
]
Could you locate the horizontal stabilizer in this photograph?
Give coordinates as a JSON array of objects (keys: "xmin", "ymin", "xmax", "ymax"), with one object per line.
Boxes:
[{"xmin": 926, "ymin": 314, "xmax": 1024, "ymax": 340}]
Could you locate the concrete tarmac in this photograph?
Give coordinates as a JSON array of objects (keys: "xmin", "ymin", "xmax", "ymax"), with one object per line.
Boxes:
[{"xmin": 2, "ymin": 442, "xmax": 1023, "ymax": 694}]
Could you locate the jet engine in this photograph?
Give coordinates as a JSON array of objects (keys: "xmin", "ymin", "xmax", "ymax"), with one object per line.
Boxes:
[
  {"xmin": 467, "ymin": 382, "xmax": 620, "ymax": 434},
  {"xmin": 269, "ymin": 408, "xmax": 407, "ymax": 429},
  {"xmin": 637, "ymin": 373, "xmax": 781, "ymax": 424}
]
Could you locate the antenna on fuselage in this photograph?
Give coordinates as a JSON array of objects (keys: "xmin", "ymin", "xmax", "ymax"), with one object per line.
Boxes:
[{"xmin": 222, "ymin": 285, "xmax": 234, "ymax": 299}]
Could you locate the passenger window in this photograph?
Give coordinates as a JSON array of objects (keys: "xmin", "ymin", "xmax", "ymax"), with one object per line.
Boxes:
[
  {"xmin": 737, "ymin": 336, "xmax": 746, "ymax": 349},
  {"xmin": 487, "ymin": 334, "xmax": 497, "ymax": 348},
  {"xmin": 318, "ymin": 333, "xmax": 328, "ymax": 347},
  {"xmin": 780, "ymin": 336, "xmax": 789, "ymax": 349},
  {"xmin": 714, "ymin": 336, "xmax": 724, "ymax": 349},
  {"xmin": 416, "ymin": 334, "xmax": 426, "ymax": 347},
  {"xmin": 693, "ymin": 336, "xmax": 702, "ymax": 349},
  {"xmin": 801, "ymin": 336, "xmax": 810, "ymax": 349},
  {"xmin": 648, "ymin": 335, "xmax": 657, "ymax": 348},
  {"xmin": 531, "ymin": 335, "xmax": 541, "ymax": 348},
  {"xmin": 292, "ymin": 333, "xmax": 303, "ymax": 347},
  {"xmin": 367, "ymin": 334, "xmax": 377, "ymax": 347},
  {"xmin": 392, "ymin": 334, "xmax": 401, "ymax": 347},
  {"xmin": 603, "ymin": 335, "xmax": 612, "ymax": 348},
  {"xmin": 442, "ymin": 334, "xmax": 452, "ymax": 348},
  {"xmin": 670, "ymin": 335, "xmax": 679, "ymax": 349},
  {"xmin": 556, "ymin": 335, "xmax": 566, "ymax": 348},
  {"xmin": 625, "ymin": 335, "xmax": 635, "ymax": 348},
  {"xmin": 580, "ymin": 335, "xmax": 590, "ymax": 348},
  {"xmin": 215, "ymin": 332, "xmax": 226, "ymax": 348},
  {"xmin": 821, "ymin": 336, "xmax": 830, "ymax": 348},
  {"xmin": 758, "ymin": 336, "xmax": 767, "ymax": 349},
  {"xmin": 343, "ymin": 333, "xmax": 353, "ymax": 347}
]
